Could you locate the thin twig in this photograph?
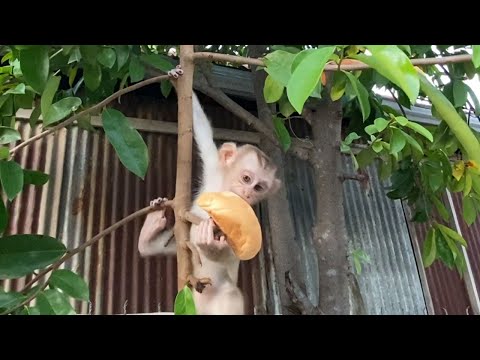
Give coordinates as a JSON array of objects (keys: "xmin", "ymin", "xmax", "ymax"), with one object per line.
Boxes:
[
  {"xmin": 1, "ymin": 277, "xmax": 50, "ymax": 315},
  {"xmin": 193, "ymin": 51, "xmax": 473, "ymax": 72},
  {"xmin": 387, "ymin": 88, "xmax": 407, "ymax": 117},
  {"xmin": 10, "ymin": 74, "xmax": 170, "ymax": 155},
  {"xmin": 439, "ymin": 64, "xmax": 480, "ymax": 124}
]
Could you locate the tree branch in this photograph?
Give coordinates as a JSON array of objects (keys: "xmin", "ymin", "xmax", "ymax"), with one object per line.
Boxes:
[
  {"xmin": 19, "ymin": 200, "xmax": 175, "ymax": 294},
  {"xmin": 193, "ymin": 51, "xmax": 473, "ymax": 71},
  {"xmin": 387, "ymin": 88, "xmax": 407, "ymax": 117},
  {"xmin": 9, "ymin": 75, "xmax": 170, "ymax": 156},
  {"xmin": 173, "ymin": 45, "xmax": 196, "ymax": 291},
  {"xmin": 194, "ymin": 70, "xmax": 280, "ymax": 146}
]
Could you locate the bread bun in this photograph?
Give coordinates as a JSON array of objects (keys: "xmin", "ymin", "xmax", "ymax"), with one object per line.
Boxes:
[{"xmin": 196, "ymin": 191, "xmax": 262, "ymax": 260}]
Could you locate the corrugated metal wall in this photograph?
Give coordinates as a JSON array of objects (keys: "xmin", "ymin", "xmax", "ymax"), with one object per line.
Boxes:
[
  {"xmin": 285, "ymin": 154, "xmax": 428, "ymax": 314},
  {"xmin": 343, "ymin": 159, "xmax": 427, "ymax": 315},
  {"xmin": 2, "ymin": 93, "xmax": 261, "ymax": 314}
]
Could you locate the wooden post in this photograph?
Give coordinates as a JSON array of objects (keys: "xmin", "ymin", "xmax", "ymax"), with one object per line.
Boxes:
[{"xmin": 173, "ymin": 45, "xmax": 195, "ymax": 291}]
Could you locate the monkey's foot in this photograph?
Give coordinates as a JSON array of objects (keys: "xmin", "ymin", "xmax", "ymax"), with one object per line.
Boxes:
[
  {"xmin": 167, "ymin": 65, "xmax": 184, "ymax": 79},
  {"xmin": 187, "ymin": 274, "xmax": 212, "ymax": 294},
  {"xmin": 150, "ymin": 197, "xmax": 169, "ymax": 209}
]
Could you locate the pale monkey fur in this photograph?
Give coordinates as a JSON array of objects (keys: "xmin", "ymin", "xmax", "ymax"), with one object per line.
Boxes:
[{"xmin": 138, "ymin": 92, "xmax": 281, "ymax": 314}]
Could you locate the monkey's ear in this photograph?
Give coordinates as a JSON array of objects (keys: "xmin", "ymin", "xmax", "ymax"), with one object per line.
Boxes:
[
  {"xmin": 270, "ymin": 178, "xmax": 282, "ymax": 195},
  {"xmin": 219, "ymin": 142, "xmax": 237, "ymax": 166}
]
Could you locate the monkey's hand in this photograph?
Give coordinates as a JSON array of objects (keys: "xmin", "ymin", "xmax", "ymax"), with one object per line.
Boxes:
[
  {"xmin": 150, "ymin": 197, "xmax": 169, "ymax": 209},
  {"xmin": 192, "ymin": 218, "xmax": 231, "ymax": 261},
  {"xmin": 139, "ymin": 209, "xmax": 167, "ymax": 246},
  {"xmin": 167, "ymin": 65, "xmax": 184, "ymax": 79}
]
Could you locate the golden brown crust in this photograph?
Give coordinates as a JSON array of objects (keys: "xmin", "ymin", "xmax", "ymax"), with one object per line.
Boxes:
[{"xmin": 196, "ymin": 192, "xmax": 262, "ymax": 260}]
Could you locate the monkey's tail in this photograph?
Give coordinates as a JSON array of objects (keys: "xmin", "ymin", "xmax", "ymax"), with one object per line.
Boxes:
[{"xmin": 192, "ymin": 92, "xmax": 218, "ymax": 173}]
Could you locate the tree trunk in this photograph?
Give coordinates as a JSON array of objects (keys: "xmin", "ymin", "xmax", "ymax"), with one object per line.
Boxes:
[{"xmin": 306, "ymin": 97, "xmax": 352, "ymax": 315}]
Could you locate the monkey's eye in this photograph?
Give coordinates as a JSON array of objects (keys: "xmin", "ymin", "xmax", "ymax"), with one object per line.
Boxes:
[
  {"xmin": 242, "ymin": 175, "xmax": 251, "ymax": 183},
  {"xmin": 254, "ymin": 184, "xmax": 263, "ymax": 192}
]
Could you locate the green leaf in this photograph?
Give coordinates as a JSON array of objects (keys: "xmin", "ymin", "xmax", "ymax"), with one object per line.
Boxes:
[
  {"xmin": 140, "ymin": 54, "xmax": 172, "ymax": 72},
  {"xmin": 343, "ymin": 70, "xmax": 371, "ymax": 121},
  {"xmin": 0, "ymin": 234, "xmax": 66, "ymax": 279},
  {"xmin": 471, "ymin": 174, "xmax": 480, "ymax": 194},
  {"xmin": 466, "ymin": 84, "xmax": 480, "ymax": 116},
  {"xmin": 431, "ymin": 196, "xmax": 450, "ymax": 222},
  {"xmin": 436, "ymin": 223, "xmax": 468, "ymax": 247},
  {"xmin": 174, "ymin": 285, "xmax": 196, "ymax": 315},
  {"xmin": 0, "ymin": 290, "xmax": 25, "ymax": 310},
  {"xmin": 263, "ymin": 75, "xmax": 284, "ymax": 103},
  {"xmin": 389, "ymin": 128, "xmax": 406, "ymax": 154},
  {"xmin": 463, "ymin": 195, "xmax": 476, "ymax": 225},
  {"xmin": 49, "ymin": 269, "xmax": 89, "ymax": 301},
  {"xmin": 129, "ymin": 55, "xmax": 145, "ymax": 83},
  {"xmin": 68, "ymin": 66, "xmax": 78, "ymax": 88},
  {"xmin": 101, "ymin": 109, "xmax": 148, "ymax": 179},
  {"xmin": 397, "ymin": 45, "xmax": 412, "ymax": 56},
  {"xmin": 422, "ymin": 228, "xmax": 436, "ymax": 267},
  {"xmin": 43, "ymin": 97, "xmax": 82, "ymax": 126},
  {"xmin": 0, "ymin": 160, "xmax": 23, "ymax": 200},
  {"xmin": 77, "ymin": 114, "xmax": 96, "ymax": 132},
  {"xmin": 287, "ymin": 47, "xmax": 335, "ymax": 114},
  {"xmin": 160, "ymin": 81, "xmax": 172, "ymax": 98},
  {"xmin": 0, "ymin": 126, "xmax": 21, "ymax": 145},
  {"xmin": 473, "ymin": 45, "xmax": 480, "ymax": 68},
  {"xmin": 400, "ymin": 130, "xmax": 423, "ymax": 154},
  {"xmin": 452, "ymin": 80, "xmax": 468, "ymax": 108},
  {"xmin": 36, "ymin": 289, "xmax": 76, "ymax": 315},
  {"xmin": 344, "ymin": 132, "xmax": 361, "ymax": 145},
  {"xmin": 4, "ymin": 83, "xmax": 25, "ymax": 95},
  {"xmin": 19, "ymin": 46, "xmax": 49, "ymax": 93},
  {"xmin": 353, "ymin": 256, "xmax": 363, "ymax": 274},
  {"xmin": 403, "ymin": 121, "xmax": 433, "ymax": 142},
  {"xmin": 273, "ymin": 116, "xmax": 291, "ymax": 152},
  {"xmin": 436, "ymin": 232, "xmax": 455, "ymax": 268},
  {"xmin": 365, "ymin": 124, "xmax": 378, "ymax": 136},
  {"xmin": 83, "ymin": 63, "xmax": 102, "ymax": 91},
  {"xmin": 41, "ymin": 75, "xmax": 61, "ymax": 120},
  {"xmin": 278, "ymin": 92, "xmax": 296, "ymax": 117},
  {"xmin": 114, "ymin": 45, "xmax": 130, "ymax": 70},
  {"xmin": 263, "ymin": 50, "xmax": 296, "ymax": 86},
  {"xmin": 97, "ymin": 48, "xmax": 116, "ymax": 69},
  {"xmin": 79, "ymin": 45, "xmax": 99, "ymax": 65},
  {"xmin": 330, "ymin": 71, "xmax": 347, "ymax": 101},
  {"xmin": 29, "ymin": 106, "xmax": 41, "ymax": 128},
  {"xmin": 374, "ymin": 117, "xmax": 389, "ymax": 132},
  {"xmin": 372, "ymin": 141, "xmax": 383, "ymax": 153},
  {"xmin": 0, "ymin": 197, "xmax": 7, "ymax": 233},
  {"xmin": 379, "ymin": 155, "xmax": 392, "ymax": 180},
  {"xmin": 14, "ymin": 91, "xmax": 34, "ymax": 109},
  {"xmin": 68, "ymin": 48, "xmax": 81, "ymax": 64},
  {"xmin": 464, "ymin": 172, "xmax": 472, "ymax": 196},
  {"xmin": 23, "ymin": 169, "xmax": 49, "ymax": 186},
  {"xmin": 353, "ymin": 46, "xmax": 419, "ymax": 104},
  {"xmin": 0, "ymin": 147, "xmax": 8, "ymax": 160},
  {"xmin": 356, "ymin": 148, "xmax": 377, "ymax": 168},
  {"xmin": 395, "ymin": 116, "xmax": 408, "ymax": 126}
]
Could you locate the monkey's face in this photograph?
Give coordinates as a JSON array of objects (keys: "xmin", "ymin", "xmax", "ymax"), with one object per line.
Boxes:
[{"xmin": 223, "ymin": 151, "xmax": 281, "ymax": 205}]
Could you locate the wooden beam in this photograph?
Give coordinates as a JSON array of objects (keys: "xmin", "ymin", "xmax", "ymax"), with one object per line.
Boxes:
[{"xmin": 15, "ymin": 109, "xmax": 261, "ymax": 145}]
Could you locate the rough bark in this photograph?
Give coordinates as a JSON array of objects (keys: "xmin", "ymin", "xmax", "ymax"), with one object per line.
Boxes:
[
  {"xmin": 306, "ymin": 94, "xmax": 351, "ymax": 315},
  {"xmin": 173, "ymin": 45, "xmax": 195, "ymax": 291},
  {"xmin": 249, "ymin": 45, "xmax": 303, "ymax": 314}
]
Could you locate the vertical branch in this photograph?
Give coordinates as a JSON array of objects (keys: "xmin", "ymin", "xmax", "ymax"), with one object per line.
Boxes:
[
  {"xmin": 174, "ymin": 45, "xmax": 195, "ymax": 291},
  {"xmin": 306, "ymin": 75, "xmax": 351, "ymax": 314}
]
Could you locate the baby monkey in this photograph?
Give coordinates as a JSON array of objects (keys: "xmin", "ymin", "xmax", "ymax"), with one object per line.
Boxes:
[{"xmin": 138, "ymin": 89, "xmax": 281, "ymax": 315}]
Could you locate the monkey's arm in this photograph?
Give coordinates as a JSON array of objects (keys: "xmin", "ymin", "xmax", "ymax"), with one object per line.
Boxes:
[{"xmin": 138, "ymin": 209, "xmax": 176, "ymax": 257}]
